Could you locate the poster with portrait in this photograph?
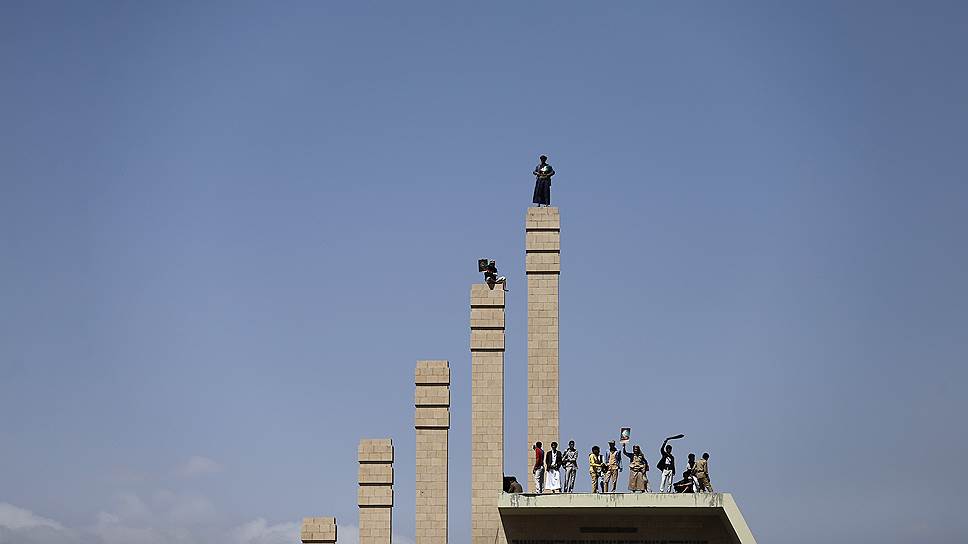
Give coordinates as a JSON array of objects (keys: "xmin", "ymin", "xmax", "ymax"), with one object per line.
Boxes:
[{"xmin": 620, "ymin": 427, "xmax": 631, "ymax": 444}]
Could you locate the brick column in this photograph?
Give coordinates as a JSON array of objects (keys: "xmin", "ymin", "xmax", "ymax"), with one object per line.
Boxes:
[
  {"xmin": 470, "ymin": 284, "xmax": 506, "ymax": 544},
  {"xmin": 525, "ymin": 207, "xmax": 560, "ymax": 492},
  {"xmin": 415, "ymin": 360, "xmax": 450, "ymax": 544},
  {"xmin": 301, "ymin": 517, "xmax": 337, "ymax": 543},
  {"xmin": 358, "ymin": 439, "xmax": 393, "ymax": 544}
]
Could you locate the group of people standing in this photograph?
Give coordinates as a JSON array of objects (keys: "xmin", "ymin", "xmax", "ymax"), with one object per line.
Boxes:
[{"xmin": 527, "ymin": 437, "xmax": 714, "ymax": 494}]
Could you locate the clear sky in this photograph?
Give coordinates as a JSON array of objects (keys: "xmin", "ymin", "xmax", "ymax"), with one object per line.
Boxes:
[{"xmin": 2, "ymin": 2, "xmax": 967, "ymax": 543}]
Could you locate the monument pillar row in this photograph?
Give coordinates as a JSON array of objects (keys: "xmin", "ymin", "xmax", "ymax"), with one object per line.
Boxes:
[
  {"xmin": 470, "ymin": 284, "xmax": 507, "ymax": 544},
  {"xmin": 414, "ymin": 360, "xmax": 450, "ymax": 544},
  {"xmin": 525, "ymin": 207, "xmax": 560, "ymax": 492},
  {"xmin": 358, "ymin": 439, "xmax": 394, "ymax": 544}
]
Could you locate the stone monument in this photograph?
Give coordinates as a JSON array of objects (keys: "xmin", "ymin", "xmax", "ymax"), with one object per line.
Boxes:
[
  {"xmin": 470, "ymin": 284, "xmax": 506, "ymax": 544},
  {"xmin": 525, "ymin": 206, "xmax": 560, "ymax": 491},
  {"xmin": 414, "ymin": 361, "xmax": 450, "ymax": 544},
  {"xmin": 358, "ymin": 439, "xmax": 393, "ymax": 544}
]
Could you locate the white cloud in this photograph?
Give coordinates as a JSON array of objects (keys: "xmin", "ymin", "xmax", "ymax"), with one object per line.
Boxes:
[
  {"xmin": 0, "ymin": 501, "xmax": 315, "ymax": 544},
  {"xmin": 152, "ymin": 491, "xmax": 216, "ymax": 526},
  {"xmin": 0, "ymin": 502, "xmax": 79, "ymax": 544},
  {"xmin": 0, "ymin": 458, "xmax": 422, "ymax": 544},
  {"xmin": 0, "ymin": 503, "xmax": 65, "ymax": 531},
  {"xmin": 230, "ymin": 518, "xmax": 299, "ymax": 544},
  {"xmin": 172, "ymin": 456, "xmax": 223, "ymax": 478}
]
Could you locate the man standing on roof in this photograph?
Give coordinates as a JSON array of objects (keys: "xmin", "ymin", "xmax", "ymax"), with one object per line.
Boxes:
[
  {"xmin": 545, "ymin": 441, "xmax": 563, "ymax": 493},
  {"xmin": 658, "ymin": 438, "xmax": 677, "ymax": 493},
  {"xmin": 532, "ymin": 442, "xmax": 545, "ymax": 493},
  {"xmin": 622, "ymin": 444, "xmax": 650, "ymax": 493},
  {"xmin": 604, "ymin": 440, "xmax": 622, "ymax": 493},
  {"xmin": 562, "ymin": 440, "xmax": 579, "ymax": 493},
  {"xmin": 694, "ymin": 452, "xmax": 713, "ymax": 492},
  {"xmin": 588, "ymin": 446, "xmax": 604, "ymax": 493}
]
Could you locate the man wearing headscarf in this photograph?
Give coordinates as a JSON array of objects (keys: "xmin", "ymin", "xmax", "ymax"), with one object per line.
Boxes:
[{"xmin": 622, "ymin": 444, "xmax": 650, "ymax": 493}]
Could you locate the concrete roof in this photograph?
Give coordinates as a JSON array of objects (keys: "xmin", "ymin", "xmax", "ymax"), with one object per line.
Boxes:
[{"xmin": 498, "ymin": 492, "xmax": 757, "ymax": 544}]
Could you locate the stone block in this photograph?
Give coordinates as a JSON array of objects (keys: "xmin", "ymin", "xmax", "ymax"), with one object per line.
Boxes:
[
  {"xmin": 470, "ymin": 307, "xmax": 505, "ymax": 328},
  {"xmin": 358, "ymin": 508, "xmax": 392, "ymax": 544},
  {"xmin": 359, "ymin": 464, "xmax": 393, "ymax": 485},
  {"xmin": 414, "ymin": 385, "xmax": 450, "ymax": 407},
  {"xmin": 525, "ymin": 252, "xmax": 561, "ymax": 273},
  {"xmin": 470, "ymin": 284, "xmax": 506, "ymax": 307},
  {"xmin": 470, "ymin": 329, "xmax": 505, "ymax": 350},
  {"xmin": 415, "ymin": 360, "xmax": 451, "ymax": 385},
  {"xmin": 358, "ymin": 485, "xmax": 394, "ymax": 507},
  {"xmin": 301, "ymin": 517, "xmax": 337, "ymax": 543},
  {"xmin": 415, "ymin": 406, "xmax": 450, "ymax": 429},
  {"xmin": 525, "ymin": 207, "xmax": 561, "ymax": 230},
  {"xmin": 358, "ymin": 439, "xmax": 394, "ymax": 463}
]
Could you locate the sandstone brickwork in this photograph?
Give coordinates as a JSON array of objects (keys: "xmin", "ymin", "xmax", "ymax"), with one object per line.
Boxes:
[
  {"xmin": 301, "ymin": 517, "xmax": 337, "ymax": 543},
  {"xmin": 415, "ymin": 360, "xmax": 450, "ymax": 544},
  {"xmin": 358, "ymin": 439, "xmax": 393, "ymax": 544},
  {"xmin": 526, "ymin": 207, "xmax": 560, "ymax": 491},
  {"xmin": 470, "ymin": 283, "xmax": 506, "ymax": 544}
]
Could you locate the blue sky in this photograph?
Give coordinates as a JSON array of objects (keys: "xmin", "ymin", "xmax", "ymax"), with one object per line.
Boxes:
[{"xmin": 2, "ymin": 2, "xmax": 967, "ymax": 543}]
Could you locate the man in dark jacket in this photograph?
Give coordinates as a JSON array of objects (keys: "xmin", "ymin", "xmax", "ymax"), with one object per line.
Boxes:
[
  {"xmin": 658, "ymin": 438, "xmax": 677, "ymax": 493},
  {"xmin": 544, "ymin": 441, "xmax": 563, "ymax": 493}
]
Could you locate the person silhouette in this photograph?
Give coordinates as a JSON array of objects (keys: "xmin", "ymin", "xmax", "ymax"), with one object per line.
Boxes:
[{"xmin": 532, "ymin": 155, "xmax": 555, "ymax": 206}]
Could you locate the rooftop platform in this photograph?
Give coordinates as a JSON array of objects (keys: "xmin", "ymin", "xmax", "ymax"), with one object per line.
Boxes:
[{"xmin": 498, "ymin": 492, "xmax": 756, "ymax": 544}]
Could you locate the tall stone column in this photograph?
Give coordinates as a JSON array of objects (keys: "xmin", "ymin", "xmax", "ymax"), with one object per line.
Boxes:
[
  {"xmin": 358, "ymin": 439, "xmax": 393, "ymax": 544},
  {"xmin": 525, "ymin": 207, "xmax": 560, "ymax": 491},
  {"xmin": 470, "ymin": 284, "xmax": 506, "ymax": 544},
  {"xmin": 414, "ymin": 360, "xmax": 450, "ymax": 544}
]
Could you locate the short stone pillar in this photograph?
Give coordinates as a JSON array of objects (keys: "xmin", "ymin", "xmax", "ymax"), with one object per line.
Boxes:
[
  {"xmin": 470, "ymin": 284, "xmax": 506, "ymax": 544},
  {"xmin": 415, "ymin": 360, "xmax": 450, "ymax": 544},
  {"xmin": 301, "ymin": 517, "xmax": 337, "ymax": 543},
  {"xmin": 358, "ymin": 439, "xmax": 393, "ymax": 544}
]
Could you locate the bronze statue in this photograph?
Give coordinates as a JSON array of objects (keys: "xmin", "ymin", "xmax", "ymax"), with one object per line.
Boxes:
[{"xmin": 532, "ymin": 155, "xmax": 555, "ymax": 206}]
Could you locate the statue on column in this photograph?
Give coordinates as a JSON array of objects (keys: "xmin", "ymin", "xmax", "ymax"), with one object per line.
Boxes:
[{"xmin": 532, "ymin": 154, "xmax": 555, "ymax": 206}]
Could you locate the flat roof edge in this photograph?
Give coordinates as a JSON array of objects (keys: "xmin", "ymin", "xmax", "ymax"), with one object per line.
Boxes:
[{"xmin": 498, "ymin": 492, "xmax": 756, "ymax": 544}]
